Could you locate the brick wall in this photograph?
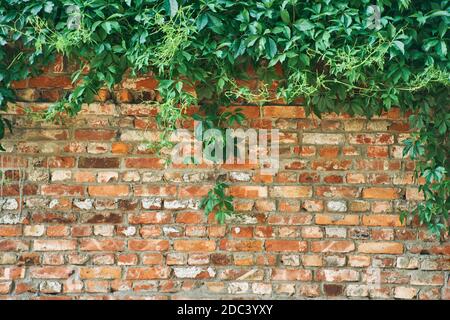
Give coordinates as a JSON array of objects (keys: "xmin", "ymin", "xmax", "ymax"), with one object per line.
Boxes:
[{"xmin": 0, "ymin": 67, "xmax": 449, "ymax": 300}]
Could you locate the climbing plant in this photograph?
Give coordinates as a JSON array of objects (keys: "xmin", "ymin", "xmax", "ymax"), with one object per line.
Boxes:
[{"xmin": 0, "ymin": 0, "xmax": 448, "ymax": 235}]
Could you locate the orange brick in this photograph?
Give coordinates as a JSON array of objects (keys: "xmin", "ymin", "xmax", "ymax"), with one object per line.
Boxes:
[
  {"xmin": 272, "ymin": 269, "xmax": 312, "ymax": 281},
  {"xmin": 311, "ymin": 241, "xmax": 355, "ymax": 253},
  {"xmin": 266, "ymin": 240, "xmax": 307, "ymax": 252},
  {"xmin": 270, "ymin": 186, "xmax": 312, "ymax": 198},
  {"xmin": 315, "ymin": 214, "xmax": 359, "ymax": 226},
  {"xmin": 128, "ymin": 240, "xmax": 169, "ymax": 251},
  {"xmin": 358, "ymin": 242, "xmax": 403, "ymax": 254},
  {"xmin": 362, "ymin": 214, "xmax": 403, "ymax": 227},
  {"xmin": 126, "ymin": 267, "xmax": 170, "ymax": 280},
  {"xmin": 88, "ymin": 185, "xmax": 129, "ymax": 197},
  {"xmin": 263, "ymin": 106, "xmax": 306, "ymax": 118},
  {"xmin": 174, "ymin": 240, "xmax": 216, "ymax": 252},
  {"xmin": 80, "ymin": 267, "xmax": 121, "ymax": 279},
  {"xmin": 219, "ymin": 240, "xmax": 263, "ymax": 252},
  {"xmin": 362, "ymin": 188, "xmax": 400, "ymax": 199}
]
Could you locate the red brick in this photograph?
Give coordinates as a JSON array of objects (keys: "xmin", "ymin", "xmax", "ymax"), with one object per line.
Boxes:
[
  {"xmin": 29, "ymin": 267, "xmax": 73, "ymax": 279},
  {"xmin": 263, "ymin": 106, "xmax": 306, "ymax": 118},
  {"xmin": 229, "ymin": 186, "xmax": 268, "ymax": 198},
  {"xmin": 79, "ymin": 157, "xmax": 119, "ymax": 168},
  {"xmin": 219, "ymin": 240, "xmax": 263, "ymax": 252},
  {"xmin": 0, "ymin": 240, "xmax": 29, "ymax": 251},
  {"xmin": 176, "ymin": 212, "xmax": 204, "ymax": 224},
  {"xmin": 142, "ymin": 253, "xmax": 164, "ymax": 265},
  {"xmin": 79, "ymin": 239, "xmax": 125, "ymax": 251},
  {"xmin": 80, "ymin": 267, "xmax": 121, "ymax": 279},
  {"xmin": 266, "ymin": 240, "xmax": 307, "ymax": 252},
  {"xmin": 270, "ymin": 186, "xmax": 312, "ymax": 198},
  {"xmin": 120, "ymin": 103, "xmax": 158, "ymax": 116},
  {"xmin": 178, "ymin": 185, "xmax": 214, "ymax": 198},
  {"xmin": 126, "ymin": 267, "xmax": 170, "ymax": 280},
  {"xmin": 0, "ymin": 226, "xmax": 22, "ymax": 237},
  {"xmin": 318, "ymin": 146, "xmax": 340, "ymax": 158},
  {"xmin": 134, "ymin": 78, "xmax": 159, "ymax": 91},
  {"xmin": 311, "ymin": 160, "xmax": 352, "ymax": 171},
  {"xmin": 367, "ymin": 146, "xmax": 389, "ymax": 158},
  {"xmin": 125, "ymin": 158, "xmax": 164, "ymax": 169},
  {"xmin": 272, "ymin": 269, "xmax": 312, "ymax": 281},
  {"xmin": 28, "ymin": 75, "xmax": 72, "ymax": 88},
  {"xmin": 362, "ymin": 188, "xmax": 400, "ymax": 199},
  {"xmin": 129, "ymin": 212, "xmax": 172, "ymax": 224},
  {"xmin": 316, "ymin": 269, "xmax": 359, "ymax": 282},
  {"xmin": 134, "ymin": 186, "xmax": 176, "ymax": 197},
  {"xmin": 315, "ymin": 186, "xmax": 359, "ymax": 198},
  {"xmin": 88, "ymin": 185, "xmax": 129, "ymax": 197},
  {"xmin": 0, "ymin": 282, "xmax": 12, "ymax": 294},
  {"xmin": 33, "ymin": 240, "xmax": 77, "ymax": 251},
  {"xmin": 362, "ymin": 214, "xmax": 403, "ymax": 227},
  {"xmin": 174, "ymin": 240, "xmax": 216, "ymax": 252},
  {"xmin": 358, "ymin": 242, "xmax": 403, "ymax": 254},
  {"xmin": 128, "ymin": 240, "xmax": 169, "ymax": 251},
  {"xmin": 311, "ymin": 241, "xmax": 355, "ymax": 253},
  {"xmin": 74, "ymin": 129, "xmax": 116, "ymax": 141},
  {"xmin": 0, "ymin": 267, "xmax": 25, "ymax": 280},
  {"xmin": 315, "ymin": 214, "xmax": 359, "ymax": 226},
  {"xmin": 41, "ymin": 184, "xmax": 84, "ymax": 196},
  {"xmin": 112, "ymin": 142, "xmax": 130, "ymax": 154},
  {"xmin": 349, "ymin": 133, "xmax": 394, "ymax": 145}
]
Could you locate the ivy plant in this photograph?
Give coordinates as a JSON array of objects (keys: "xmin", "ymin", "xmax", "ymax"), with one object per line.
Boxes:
[
  {"xmin": 200, "ymin": 182, "xmax": 234, "ymax": 224},
  {"xmin": 0, "ymin": 0, "xmax": 448, "ymax": 234}
]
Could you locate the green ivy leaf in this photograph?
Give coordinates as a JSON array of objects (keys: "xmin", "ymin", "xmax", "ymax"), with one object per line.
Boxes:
[
  {"xmin": 164, "ymin": 0, "xmax": 179, "ymax": 18},
  {"xmin": 393, "ymin": 40, "xmax": 405, "ymax": 55}
]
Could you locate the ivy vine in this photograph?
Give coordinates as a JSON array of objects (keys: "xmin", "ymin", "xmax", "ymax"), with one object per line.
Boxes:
[{"xmin": 0, "ymin": 0, "xmax": 448, "ymax": 236}]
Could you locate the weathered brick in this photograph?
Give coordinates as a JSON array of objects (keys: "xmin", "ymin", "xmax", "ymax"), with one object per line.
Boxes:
[
  {"xmin": 33, "ymin": 240, "xmax": 77, "ymax": 251},
  {"xmin": 263, "ymin": 106, "xmax": 305, "ymax": 118},
  {"xmin": 219, "ymin": 240, "xmax": 263, "ymax": 252},
  {"xmin": 303, "ymin": 133, "xmax": 345, "ymax": 145},
  {"xmin": 358, "ymin": 242, "xmax": 403, "ymax": 254},
  {"xmin": 270, "ymin": 186, "xmax": 312, "ymax": 198},
  {"xmin": 134, "ymin": 186, "xmax": 176, "ymax": 197},
  {"xmin": 79, "ymin": 239, "xmax": 125, "ymax": 251},
  {"xmin": 266, "ymin": 240, "xmax": 307, "ymax": 252},
  {"xmin": 173, "ymin": 240, "xmax": 216, "ymax": 252},
  {"xmin": 128, "ymin": 240, "xmax": 169, "ymax": 251},
  {"xmin": 41, "ymin": 185, "xmax": 84, "ymax": 196},
  {"xmin": 311, "ymin": 241, "xmax": 355, "ymax": 253},
  {"xmin": 125, "ymin": 158, "xmax": 164, "ymax": 169},
  {"xmin": 362, "ymin": 187, "xmax": 400, "ymax": 199},
  {"xmin": 362, "ymin": 214, "xmax": 403, "ymax": 227},
  {"xmin": 79, "ymin": 157, "xmax": 120, "ymax": 168},
  {"xmin": 80, "ymin": 267, "xmax": 121, "ymax": 279},
  {"xmin": 316, "ymin": 269, "xmax": 359, "ymax": 282},
  {"xmin": 29, "ymin": 267, "xmax": 73, "ymax": 279},
  {"xmin": 126, "ymin": 267, "xmax": 170, "ymax": 280},
  {"xmin": 74, "ymin": 129, "xmax": 116, "ymax": 141},
  {"xmin": 271, "ymin": 269, "xmax": 312, "ymax": 281},
  {"xmin": 88, "ymin": 185, "xmax": 129, "ymax": 197}
]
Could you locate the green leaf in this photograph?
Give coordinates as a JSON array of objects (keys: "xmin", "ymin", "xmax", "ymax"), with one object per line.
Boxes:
[
  {"xmin": 164, "ymin": 0, "xmax": 179, "ymax": 18},
  {"xmin": 280, "ymin": 10, "xmax": 290, "ymax": 24},
  {"xmin": 294, "ymin": 19, "xmax": 314, "ymax": 32},
  {"xmin": 393, "ymin": 41, "xmax": 405, "ymax": 55},
  {"xmin": 197, "ymin": 14, "xmax": 208, "ymax": 31},
  {"xmin": 267, "ymin": 38, "xmax": 277, "ymax": 58}
]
